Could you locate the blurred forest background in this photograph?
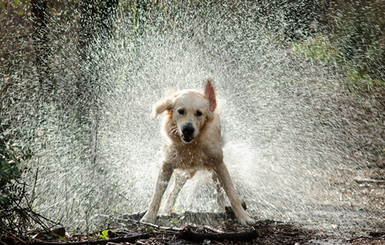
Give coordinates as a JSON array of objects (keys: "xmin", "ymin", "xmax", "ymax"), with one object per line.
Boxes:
[{"xmin": 1, "ymin": 0, "xmax": 384, "ymax": 242}]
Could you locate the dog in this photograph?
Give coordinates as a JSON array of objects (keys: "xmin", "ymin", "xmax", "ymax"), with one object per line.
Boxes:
[{"xmin": 140, "ymin": 80, "xmax": 255, "ymax": 226}]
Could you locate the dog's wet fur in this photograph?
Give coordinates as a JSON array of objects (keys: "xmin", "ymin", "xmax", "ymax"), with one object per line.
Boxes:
[{"xmin": 140, "ymin": 80, "xmax": 255, "ymax": 226}]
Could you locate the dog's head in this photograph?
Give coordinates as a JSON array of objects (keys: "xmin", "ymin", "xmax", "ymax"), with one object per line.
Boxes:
[{"xmin": 153, "ymin": 80, "xmax": 217, "ymax": 144}]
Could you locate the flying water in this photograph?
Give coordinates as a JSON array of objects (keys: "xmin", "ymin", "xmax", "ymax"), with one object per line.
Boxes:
[{"xmin": 1, "ymin": 1, "xmax": 383, "ymax": 234}]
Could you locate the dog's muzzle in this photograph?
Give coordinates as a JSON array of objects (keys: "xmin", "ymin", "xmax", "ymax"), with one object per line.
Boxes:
[{"xmin": 181, "ymin": 123, "xmax": 195, "ymax": 143}]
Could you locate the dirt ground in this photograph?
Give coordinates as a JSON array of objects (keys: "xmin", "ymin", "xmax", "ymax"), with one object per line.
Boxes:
[{"xmin": 24, "ymin": 211, "xmax": 384, "ymax": 245}]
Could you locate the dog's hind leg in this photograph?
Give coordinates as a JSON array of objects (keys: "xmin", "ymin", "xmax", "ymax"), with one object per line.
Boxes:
[
  {"xmin": 212, "ymin": 172, "xmax": 225, "ymax": 211},
  {"xmin": 162, "ymin": 170, "xmax": 195, "ymax": 214},
  {"xmin": 140, "ymin": 162, "xmax": 174, "ymax": 224}
]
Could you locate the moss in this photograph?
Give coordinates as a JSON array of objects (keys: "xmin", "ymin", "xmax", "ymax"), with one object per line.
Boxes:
[
  {"xmin": 292, "ymin": 35, "xmax": 339, "ymax": 64},
  {"xmin": 293, "ymin": 35, "xmax": 385, "ymax": 90},
  {"xmin": 345, "ymin": 70, "xmax": 385, "ymax": 90}
]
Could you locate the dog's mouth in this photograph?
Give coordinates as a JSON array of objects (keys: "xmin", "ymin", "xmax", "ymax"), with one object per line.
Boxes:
[
  {"xmin": 180, "ymin": 123, "xmax": 196, "ymax": 143},
  {"xmin": 181, "ymin": 134, "xmax": 194, "ymax": 143}
]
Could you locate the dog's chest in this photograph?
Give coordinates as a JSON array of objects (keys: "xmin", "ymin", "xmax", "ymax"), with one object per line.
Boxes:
[{"xmin": 164, "ymin": 145, "xmax": 214, "ymax": 170}]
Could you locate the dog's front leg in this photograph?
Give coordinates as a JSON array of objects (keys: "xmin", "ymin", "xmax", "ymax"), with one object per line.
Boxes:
[
  {"xmin": 214, "ymin": 162, "xmax": 255, "ymax": 226},
  {"xmin": 140, "ymin": 162, "xmax": 173, "ymax": 223}
]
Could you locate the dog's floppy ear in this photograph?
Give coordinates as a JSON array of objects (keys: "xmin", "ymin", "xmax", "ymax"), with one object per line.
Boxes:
[
  {"xmin": 204, "ymin": 79, "xmax": 217, "ymax": 112},
  {"xmin": 152, "ymin": 97, "xmax": 174, "ymax": 118}
]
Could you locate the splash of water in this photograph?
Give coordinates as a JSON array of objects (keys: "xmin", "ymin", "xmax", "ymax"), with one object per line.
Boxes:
[{"xmin": 1, "ymin": 1, "xmax": 383, "ymax": 234}]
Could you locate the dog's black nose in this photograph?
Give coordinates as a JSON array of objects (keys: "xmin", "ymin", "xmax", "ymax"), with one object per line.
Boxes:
[
  {"xmin": 182, "ymin": 124, "xmax": 194, "ymax": 136},
  {"xmin": 181, "ymin": 124, "xmax": 195, "ymax": 142}
]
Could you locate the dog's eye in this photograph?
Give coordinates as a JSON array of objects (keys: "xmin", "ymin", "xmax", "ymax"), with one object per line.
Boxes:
[
  {"xmin": 196, "ymin": 110, "xmax": 202, "ymax": 117},
  {"xmin": 177, "ymin": 109, "xmax": 185, "ymax": 115}
]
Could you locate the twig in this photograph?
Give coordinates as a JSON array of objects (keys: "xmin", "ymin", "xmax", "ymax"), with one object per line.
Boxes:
[
  {"xmin": 31, "ymin": 167, "xmax": 39, "ymax": 203},
  {"xmin": 115, "ymin": 215, "xmax": 183, "ymax": 232},
  {"xmin": 28, "ymin": 234, "xmax": 150, "ymax": 245},
  {"xmin": 28, "ymin": 207, "xmax": 62, "ymax": 229},
  {"xmin": 354, "ymin": 178, "xmax": 385, "ymax": 184},
  {"xmin": 179, "ymin": 227, "xmax": 259, "ymax": 242},
  {"xmin": 0, "ymin": 228, "xmax": 28, "ymax": 245},
  {"xmin": 139, "ymin": 220, "xmax": 183, "ymax": 232},
  {"xmin": 203, "ymin": 225, "xmax": 224, "ymax": 234},
  {"xmin": 13, "ymin": 200, "xmax": 51, "ymax": 233}
]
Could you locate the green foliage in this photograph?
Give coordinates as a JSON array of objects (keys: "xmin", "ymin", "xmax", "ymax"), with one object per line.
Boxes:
[
  {"xmin": 0, "ymin": 125, "xmax": 22, "ymax": 206},
  {"xmin": 345, "ymin": 70, "xmax": 385, "ymax": 90},
  {"xmin": 0, "ymin": 0, "xmax": 29, "ymax": 15},
  {"xmin": 99, "ymin": 229, "xmax": 109, "ymax": 239},
  {"xmin": 293, "ymin": 34, "xmax": 385, "ymax": 90},
  {"xmin": 169, "ymin": 217, "xmax": 181, "ymax": 226},
  {"xmin": 293, "ymin": 35, "xmax": 339, "ymax": 64},
  {"xmin": 145, "ymin": 226, "xmax": 154, "ymax": 233},
  {"xmin": 330, "ymin": 0, "xmax": 385, "ymax": 81},
  {"xmin": 0, "ymin": 124, "xmax": 31, "ymax": 238},
  {"xmin": 293, "ymin": 0, "xmax": 385, "ymax": 89}
]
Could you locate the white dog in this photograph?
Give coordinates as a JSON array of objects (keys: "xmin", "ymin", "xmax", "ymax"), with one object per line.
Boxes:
[{"xmin": 140, "ymin": 80, "xmax": 255, "ymax": 226}]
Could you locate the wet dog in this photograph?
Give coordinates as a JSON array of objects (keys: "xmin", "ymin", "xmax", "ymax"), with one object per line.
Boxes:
[{"xmin": 140, "ymin": 80, "xmax": 255, "ymax": 226}]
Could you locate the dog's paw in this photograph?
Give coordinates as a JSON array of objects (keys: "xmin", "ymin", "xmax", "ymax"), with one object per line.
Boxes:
[
  {"xmin": 140, "ymin": 214, "xmax": 156, "ymax": 224},
  {"xmin": 238, "ymin": 215, "xmax": 256, "ymax": 226}
]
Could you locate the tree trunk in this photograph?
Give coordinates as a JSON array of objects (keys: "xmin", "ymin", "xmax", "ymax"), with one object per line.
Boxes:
[
  {"xmin": 77, "ymin": 0, "xmax": 118, "ymax": 167},
  {"xmin": 31, "ymin": 0, "xmax": 51, "ymax": 97}
]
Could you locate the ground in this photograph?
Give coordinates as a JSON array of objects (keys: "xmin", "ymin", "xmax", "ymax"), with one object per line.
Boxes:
[{"xmin": 24, "ymin": 210, "xmax": 384, "ymax": 245}]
